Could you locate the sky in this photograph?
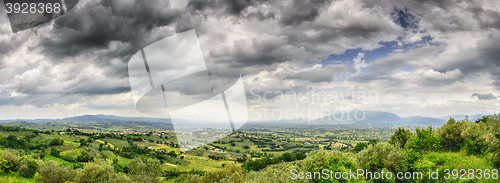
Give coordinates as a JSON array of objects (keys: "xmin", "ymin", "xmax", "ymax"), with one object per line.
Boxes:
[{"xmin": 0, "ymin": 0, "xmax": 499, "ymax": 121}]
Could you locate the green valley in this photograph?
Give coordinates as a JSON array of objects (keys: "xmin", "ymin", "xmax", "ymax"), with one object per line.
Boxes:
[{"xmin": 0, "ymin": 113, "xmax": 498, "ymax": 182}]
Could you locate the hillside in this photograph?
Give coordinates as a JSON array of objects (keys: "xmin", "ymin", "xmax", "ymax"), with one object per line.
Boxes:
[
  {"xmin": 0, "ymin": 114, "xmax": 173, "ymax": 124},
  {"xmin": 438, "ymin": 114, "xmax": 485, "ymax": 121},
  {"xmin": 0, "ymin": 113, "xmax": 498, "ymax": 182},
  {"xmin": 313, "ymin": 111, "xmax": 447, "ymax": 126},
  {"xmin": 403, "ymin": 116, "xmax": 447, "ymax": 126},
  {"xmin": 3, "ymin": 112, "xmax": 483, "ymax": 128}
]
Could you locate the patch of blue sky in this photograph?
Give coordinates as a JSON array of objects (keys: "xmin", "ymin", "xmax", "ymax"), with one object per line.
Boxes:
[
  {"xmin": 392, "ymin": 7, "xmax": 419, "ymax": 30},
  {"xmin": 320, "ymin": 7, "xmax": 442, "ymax": 70},
  {"xmin": 321, "ymin": 35, "xmax": 439, "ymax": 65},
  {"xmin": 316, "ymin": 7, "xmax": 449, "ymax": 83}
]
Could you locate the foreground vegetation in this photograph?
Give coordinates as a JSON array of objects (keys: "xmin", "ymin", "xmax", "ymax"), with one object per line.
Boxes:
[
  {"xmin": 0, "ymin": 113, "xmax": 498, "ymax": 182},
  {"xmin": 176, "ymin": 114, "xmax": 500, "ymax": 183}
]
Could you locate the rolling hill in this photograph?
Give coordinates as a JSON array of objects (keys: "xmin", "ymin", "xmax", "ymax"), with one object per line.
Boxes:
[
  {"xmin": 1, "ymin": 112, "xmax": 490, "ymax": 128},
  {"xmin": 0, "ymin": 114, "xmax": 172, "ymax": 124},
  {"xmin": 314, "ymin": 111, "xmax": 447, "ymax": 126}
]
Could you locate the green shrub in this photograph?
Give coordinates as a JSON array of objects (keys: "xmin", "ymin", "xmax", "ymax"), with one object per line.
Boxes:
[
  {"xmin": 357, "ymin": 142, "xmax": 407, "ymax": 173},
  {"xmin": 76, "ymin": 153, "xmax": 94, "ymax": 162},
  {"xmin": 18, "ymin": 156, "xmax": 39, "ymax": 178},
  {"xmin": 242, "ymin": 152, "xmax": 306, "ymax": 171},
  {"xmin": 412, "ymin": 152, "xmax": 496, "ymax": 183},
  {"xmin": 488, "ymin": 152, "xmax": 500, "ymax": 169},
  {"xmin": 246, "ymin": 161, "xmax": 303, "ymax": 183},
  {"xmin": 0, "ymin": 149, "xmax": 5, "ymax": 173},
  {"xmin": 127, "ymin": 157, "xmax": 163, "ymax": 182},
  {"xmin": 353, "ymin": 142, "xmax": 368, "ymax": 153},
  {"xmin": 461, "ymin": 122, "xmax": 489, "ymax": 155},
  {"xmin": 436, "ymin": 118, "xmax": 465, "ymax": 151},
  {"xmin": 39, "ymin": 152, "xmax": 46, "ymax": 160},
  {"xmin": 49, "ymin": 138, "xmax": 64, "ymax": 146},
  {"xmin": 76, "ymin": 160, "xmax": 131, "ymax": 183},
  {"xmin": 50, "ymin": 147, "xmax": 60, "ymax": 157},
  {"xmin": 0, "ymin": 150, "xmax": 20, "ymax": 172},
  {"xmin": 62, "ymin": 154, "xmax": 75, "ymax": 162},
  {"xmin": 37, "ymin": 161, "xmax": 77, "ymax": 183},
  {"xmin": 407, "ymin": 127, "xmax": 441, "ymax": 153},
  {"xmin": 194, "ymin": 164, "xmax": 249, "ymax": 183},
  {"xmin": 464, "ymin": 138, "xmax": 488, "ymax": 156},
  {"xmin": 167, "ymin": 173, "xmax": 190, "ymax": 183},
  {"xmin": 3, "ymin": 135, "xmax": 27, "ymax": 149},
  {"xmin": 246, "ymin": 150, "xmax": 364, "ymax": 183},
  {"xmin": 305, "ymin": 150, "xmax": 360, "ymax": 183},
  {"xmin": 388, "ymin": 127, "xmax": 413, "ymax": 148}
]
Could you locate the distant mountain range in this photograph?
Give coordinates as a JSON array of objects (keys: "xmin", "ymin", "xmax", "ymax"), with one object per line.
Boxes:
[
  {"xmin": 0, "ymin": 112, "xmax": 488, "ymax": 127},
  {"xmin": 437, "ymin": 114, "xmax": 485, "ymax": 122},
  {"xmin": 0, "ymin": 114, "xmax": 172, "ymax": 124},
  {"xmin": 312, "ymin": 111, "xmax": 488, "ymax": 127}
]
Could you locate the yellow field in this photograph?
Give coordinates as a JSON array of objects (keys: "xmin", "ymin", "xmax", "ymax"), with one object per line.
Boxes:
[
  {"xmin": 96, "ymin": 139, "xmax": 116, "ymax": 149},
  {"xmin": 151, "ymin": 144, "xmax": 180, "ymax": 154}
]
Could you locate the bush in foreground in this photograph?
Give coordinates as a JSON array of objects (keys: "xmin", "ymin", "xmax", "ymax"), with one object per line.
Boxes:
[
  {"xmin": 37, "ymin": 161, "xmax": 77, "ymax": 183},
  {"xmin": 184, "ymin": 163, "xmax": 249, "ymax": 183}
]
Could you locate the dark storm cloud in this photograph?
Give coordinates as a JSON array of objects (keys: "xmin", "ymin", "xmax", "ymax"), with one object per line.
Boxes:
[
  {"xmin": 246, "ymin": 10, "xmax": 275, "ymax": 21},
  {"xmin": 66, "ymin": 81, "xmax": 131, "ymax": 96},
  {"xmin": 0, "ymin": 0, "xmax": 435, "ymax": 100},
  {"xmin": 471, "ymin": 93, "xmax": 497, "ymax": 100},
  {"xmin": 278, "ymin": 0, "xmax": 330, "ymax": 26},
  {"xmin": 38, "ymin": 0, "xmax": 401, "ymax": 80},
  {"xmin": 10, "ymin": 0, "xmax": 493, "ymax": 106},
  {"xmin": 187, "ymin": 0, "xmax": 271, "ymax": 16},
  {"xmin": 0, "ymin": 32, "xmax": 30, "ymax": 68},
  {"xmin": 0, "ymin": 0, "xmax": 31, "ymax": 68},
  {"xmin": 40, "ymin": 0, "xmax": 182, "ymax": 60},
  {"xmin": 433, "ymin": 33, "xmax": 500, "ymax": 90},
  {"xmin": 363, "ymin": 0, "xmax": 500, "ymax": 33},
  {"xmin": 363, "ymin": 0, "xmax": 458, "ymax": 12},
  {"xmin": 466, "ymin": 6, "xmax": 500, "ymax": 30},
  {"xmin": 186, "ymin": 0, "xmax": 217, "ymax": 12},
  {"xmin": 32, "ymin": 0, "xmax": 187, "ymax": 88},
  {"xmin": 206, "ymin": 0, "xmax": 402, "ymax": 73},
  {"xmin": 411, "ymin": 0, "xmax": 457, "ymax": 10},
  {"xmin": 225, "ymin": 0, "xmax": 260, "ymax": 15},
  {"xmin": 351, "ymin": 0, "xmax": 500, "ymax": 90},
  {"xmin": 473, "ymin": 34, "xmax": 500, "ymax": 90},
  {"xmin": 413, "ymin": 0, "xmax": 500, "ymax": 32},
  {"xmin": 209, "ymin": 34, "xmax": 309, "ymax": 68}
]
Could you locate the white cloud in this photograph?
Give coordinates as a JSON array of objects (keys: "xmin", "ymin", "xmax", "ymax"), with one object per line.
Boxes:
[
  {"xmin": 420, "ymin": 69, "xmax": 463, "ymax": 81},
  {"xmin": 352, "ymin": 52, "xmax": 367, "ymax": 74}
]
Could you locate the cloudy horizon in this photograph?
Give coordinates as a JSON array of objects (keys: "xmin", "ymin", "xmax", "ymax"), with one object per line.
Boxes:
[{"xmin": 1, "ymin": 0, "xmax": 499, "ymax": 121}]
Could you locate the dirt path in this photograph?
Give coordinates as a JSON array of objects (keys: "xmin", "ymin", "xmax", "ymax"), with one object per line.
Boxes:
[{"xmin": 164, "ymin": 162, "xmax": 178, "ymax": 167}]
